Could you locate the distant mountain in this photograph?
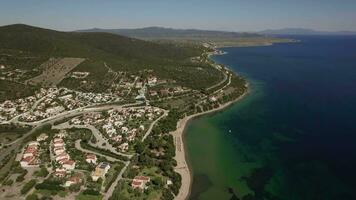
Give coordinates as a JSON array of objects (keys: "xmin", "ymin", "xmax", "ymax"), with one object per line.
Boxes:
[
  {"xmin": 77, "ymin": 27, "xmax": 261, "ymax": 40},
  {"xmin": 260, "ymin": 28, "xmax": 356, "ymax": 35}
]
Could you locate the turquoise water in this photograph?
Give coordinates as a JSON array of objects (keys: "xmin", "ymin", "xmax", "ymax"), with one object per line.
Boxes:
[{"xmin": 186, "ymin": 36, "xmax": 356, "ymax": 200}]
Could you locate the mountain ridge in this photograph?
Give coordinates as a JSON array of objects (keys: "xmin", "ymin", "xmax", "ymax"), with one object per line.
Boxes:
[{"xmin": 260, "ymin": 28, "xmax": 356, "ymax": 35}]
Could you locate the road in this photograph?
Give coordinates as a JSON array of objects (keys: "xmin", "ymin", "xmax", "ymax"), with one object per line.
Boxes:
[
  {"xmin": 142, "ymin": 110, "xmax": 168, "ymax": 141},
  {"xmin": 53, "ymin": 122, "xmax": 133, "ymax": 158},
  {"xmin": 103, "ymin": 160, "xmax": 130, "ymax": 200},
  {"xmin": 0, "ymin": 102, "xmax": 140, "ymax": 162},
  {"xmin": 74, "ymin": 139, "xmax": 120, "ymax": 162},
  {"xmin": 1, "ymin": 99, "xmax": 169, "ymax": 199}
]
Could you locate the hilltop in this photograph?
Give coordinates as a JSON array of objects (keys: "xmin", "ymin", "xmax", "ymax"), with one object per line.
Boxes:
[{"xmin": 0, "ymin": 24, "xmax": 222, "ymax": 96}]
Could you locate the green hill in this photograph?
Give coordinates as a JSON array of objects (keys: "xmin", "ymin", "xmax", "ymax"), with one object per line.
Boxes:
[{"xmin": 0, "ymin": 24, "xmax": 221, "ymax": 94}]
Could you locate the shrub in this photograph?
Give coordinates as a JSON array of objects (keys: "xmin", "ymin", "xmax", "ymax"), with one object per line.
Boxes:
[{"xmin": 21, "ymin": 179, "xmax": 37, "ymax": 194}]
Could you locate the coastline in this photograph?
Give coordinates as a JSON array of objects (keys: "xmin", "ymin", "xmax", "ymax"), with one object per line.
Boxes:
[{"xmin": 172, "ymin": 83, "xmax": 249, "ymax": 200}]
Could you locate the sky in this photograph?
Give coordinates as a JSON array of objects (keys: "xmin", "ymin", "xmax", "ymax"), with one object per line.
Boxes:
[{"xmin": 0, "ymin": 0, "xmax": 356, "ymax": 32}]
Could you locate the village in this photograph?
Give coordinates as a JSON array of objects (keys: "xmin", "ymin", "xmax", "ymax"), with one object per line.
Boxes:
[
  {"xmin": 0, "ymin": 100, "xmax": 167, "ymax": 199},
  {"xmin": 0, "ymin": 64, "xmax": 182, "ymax": 199},
  {"xmin": 0, "ymin": 46, "xmax": 238, "ymax": 200}
]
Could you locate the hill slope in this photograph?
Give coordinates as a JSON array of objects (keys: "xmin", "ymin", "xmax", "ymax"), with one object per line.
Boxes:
[{"xmin": 0, "ymin": 24, "xmax": 221, "ymax": 93}]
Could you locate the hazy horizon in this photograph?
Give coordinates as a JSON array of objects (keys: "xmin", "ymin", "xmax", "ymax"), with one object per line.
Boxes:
[{"xmin": 0, "ymin": 0, "xmax": 356, "ymax": 32}]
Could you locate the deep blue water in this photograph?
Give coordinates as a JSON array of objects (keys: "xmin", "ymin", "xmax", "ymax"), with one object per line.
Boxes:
[{"xmin": 195, "ymin": 36, "xmax": 356, "ymax": 200}]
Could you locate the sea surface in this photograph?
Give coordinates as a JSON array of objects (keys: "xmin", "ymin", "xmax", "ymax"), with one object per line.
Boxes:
[{"xmin": 185, "ymin": 36, "xmax": 356, "ymax": 200}]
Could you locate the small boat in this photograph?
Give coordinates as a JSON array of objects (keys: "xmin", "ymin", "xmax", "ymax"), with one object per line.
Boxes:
[{"xmin": 229, "ymin": 129, "xmax": 232, "ymax": 133}]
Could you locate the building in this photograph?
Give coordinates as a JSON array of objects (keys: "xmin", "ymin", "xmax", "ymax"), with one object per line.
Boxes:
[
  {"xmin": 85, "ymin": 154, "xmax": 97, "ymax": 164},
  {"xmin": 131, "ymin": 176, "xmax": 150, "ymax": 190},
  {"xmin": 36, "ymin": 133, "xmax": 49, "ymax": 142},
  {"xmin": 65, "ymin": 175, "xmax": 81, "ymax": 187},
  {"xmin": 91, "ymin": 162, "xmax": 110, "ymax": 181},
  {"xmin": 20, "ymin": 156, "xmax": 39, "ymax": 168},
  {"xmin": 62, "ymin": 160, "xmax": 76, "ymax": 170},
  {"xmin": 54, "ymin": 168, "xmax": 67, "ymax": 178}
]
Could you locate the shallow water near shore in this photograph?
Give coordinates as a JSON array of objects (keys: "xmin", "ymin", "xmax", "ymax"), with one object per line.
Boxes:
[{"xmin": 185, "ymin": 36, "xmax": 356, "ymax": 200}]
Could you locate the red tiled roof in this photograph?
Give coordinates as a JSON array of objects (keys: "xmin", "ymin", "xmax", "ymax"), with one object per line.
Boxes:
[
  {"xmin": 134, "ymin": 176, "xmax": 150, "ymax": 181},
  {"xmin": 132, "ymin": 180, "xmax": 142, "ymax": 186},
  {"xmin": 63, "ymin": 160, "xmax": 75, "ymax": 165}
]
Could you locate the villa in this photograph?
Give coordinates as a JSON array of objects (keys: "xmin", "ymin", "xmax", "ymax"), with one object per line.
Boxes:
[{"xmin": 131, "ymin": 176, "xmax": 150, "ymax": 190}]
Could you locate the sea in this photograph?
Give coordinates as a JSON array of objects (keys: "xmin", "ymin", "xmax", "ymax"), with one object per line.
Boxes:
[{"xmin": 185, "ymin": 35, "xmax": 356, "ymax": 200}]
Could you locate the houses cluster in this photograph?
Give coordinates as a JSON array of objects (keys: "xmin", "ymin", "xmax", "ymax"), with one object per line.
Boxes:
[
  {"xmin": 12, "ymin": 87, "xmax": 120, "ymax": 122},
  {"xmin": 0, "ymin": 68, "xmax": 28, "ymax": 82},
  {"xmin": 20, "ymin": 141, "xmax": 40, "ymax": 168},
  {"xmin": 148, "ymin": 85, "xmax": 190, "ymax": 98},
  {"xmin": 52, "ymin": 131, "xmax": 77, "ymax": 177},
  {"xmin": 100, "ymin": 107, "xmax": 162, "ymax": 152},
  {"xmin": 70, "ymin": 106, "xmax": 162, "ymax": 152},
  {"xmin": 70, "ymin": 71, "xmax": 90, "ymax": 79},
  {"xmin": 0, "ymin": 96, "xmax": 36, "ymax": 121}
]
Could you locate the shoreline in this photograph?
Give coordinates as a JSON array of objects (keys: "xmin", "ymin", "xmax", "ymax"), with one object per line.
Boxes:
[{"xmin": 172, "ymin": 83, "xmax": 249, "ymax": 200}]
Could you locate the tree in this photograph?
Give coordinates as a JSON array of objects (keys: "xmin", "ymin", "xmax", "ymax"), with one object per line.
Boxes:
[{"xmin": 26, "ymin": 194, "xmax": 39, "ymax": 200}]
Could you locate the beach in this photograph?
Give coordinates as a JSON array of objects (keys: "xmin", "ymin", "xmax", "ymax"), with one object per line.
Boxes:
[{"xmin": 172, "ymin": 85, "xmax": 249, "ymax": 200}]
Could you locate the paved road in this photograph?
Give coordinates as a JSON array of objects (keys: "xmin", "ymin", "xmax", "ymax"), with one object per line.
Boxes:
[
  {"xmin": 75, "ymin": 139, "xmax": 120, "ymax": 162},
  {"xmin": 103, "ymin": 160, "xmax": 130, "ymax": 200},
  {"xmin": 0, "ymin": 102, "xmax": 140, "ymax": 162},
  {"xmin": 142, "ymin": 110, "xmax": 168, "ymax": 142},
  {"xmin": 53, "ymin": 122, "xmax": 133, "ymax": 158}
]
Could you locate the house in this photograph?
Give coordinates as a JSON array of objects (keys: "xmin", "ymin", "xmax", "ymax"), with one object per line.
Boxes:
[
  {"xmin": 159, "ymin": 88, "xmax": 170, "ymax": 96},
  {"xmin": 118, "ymin": 142, "xmax": 129, "ymax": 152},
  {"xmin": 28, "ymin": 141, "xmax": 40, "ymax": 147},
  {"xmin": 20, "ymin": 156, "xmax": 39, "ymax": 168},
  {"xmin": 91, "ymin": 162, "xmax": 110, "ymax": 181},
  {"xmin": 54, "ymin": 147, "xmax": 66, "ymax": 155},
  {"xmin": 62, "ymin": 160, "xmax": 76, "ymax": 170},
  {"xmin": 131, "ymin": 176, "xmax": 150, "ymax": 190},
  {"xmin": 149, "ymin": 90, "xmax": 158, "ymax": 96},
  {"xmin": 55, "ymin": 153, "xmax": 70, "ymax": 162},
  {"xmin": 56, "ymin": 130, "xmax": 67, "ymax": 138},
  {"xmin": 37, "ymin": 133, "xmax": 49, "ymax": 142},
  {"xmin": 85, "ymin": 154, "xmax": 97, "ymax": 164},
  {"xmin": 54, "ymin": 168, "xmax": 67, "ymax": 177},
  {"xmin": 53, "ymin": 140, "xmax": 64, "ymax": 148},
  {"xmin": 147, "ymin": 76, "xmax": 157, "ymax": 86},
  {"xmin": 23, "ymin": 147, "xmax": 38, "ymax": 158},
  {"xmin": 65, "ymin": 175, "xmax": 81, "ymax": 187}
]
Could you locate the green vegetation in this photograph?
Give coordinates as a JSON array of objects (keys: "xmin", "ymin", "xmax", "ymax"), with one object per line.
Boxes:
[
  {"xmin": 34, "ymin": 166, "xmax": 49, "ymax": 177},
  {"xmin": 21, "ymin": 179, "xmax": 37, "ymax": 194},
  {"xmin": 26, "ymin": 194, "xmax": 39, "ymax": 200},
  {"xmin": 35, "ymin": 179, "xmax": 65, "ymax": 192},
  {"xmin": 80, "ymin": 140, "xmax": 129, "ymax": 161},
  {"xmin": 0, "ymin": 24, "xmax": 222, "ymax": 97},
  {"xmin": 104, "ymin": 164, "xmax": 124, "ymax": 192},
  {"xmin": 76, "ymin": 193, "xmax": 103, "ymax": 200}
]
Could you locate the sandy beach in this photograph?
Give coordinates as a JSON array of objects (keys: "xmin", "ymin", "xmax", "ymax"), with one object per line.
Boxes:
[{"xmin": 172, "ymin": 85, "xmax": 249, "ymax": 200}]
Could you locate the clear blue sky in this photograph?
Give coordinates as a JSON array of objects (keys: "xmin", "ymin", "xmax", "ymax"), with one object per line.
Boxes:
[{"xmin": 0, "ymin": 0, "xmax": 355, "ymax": 32}]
